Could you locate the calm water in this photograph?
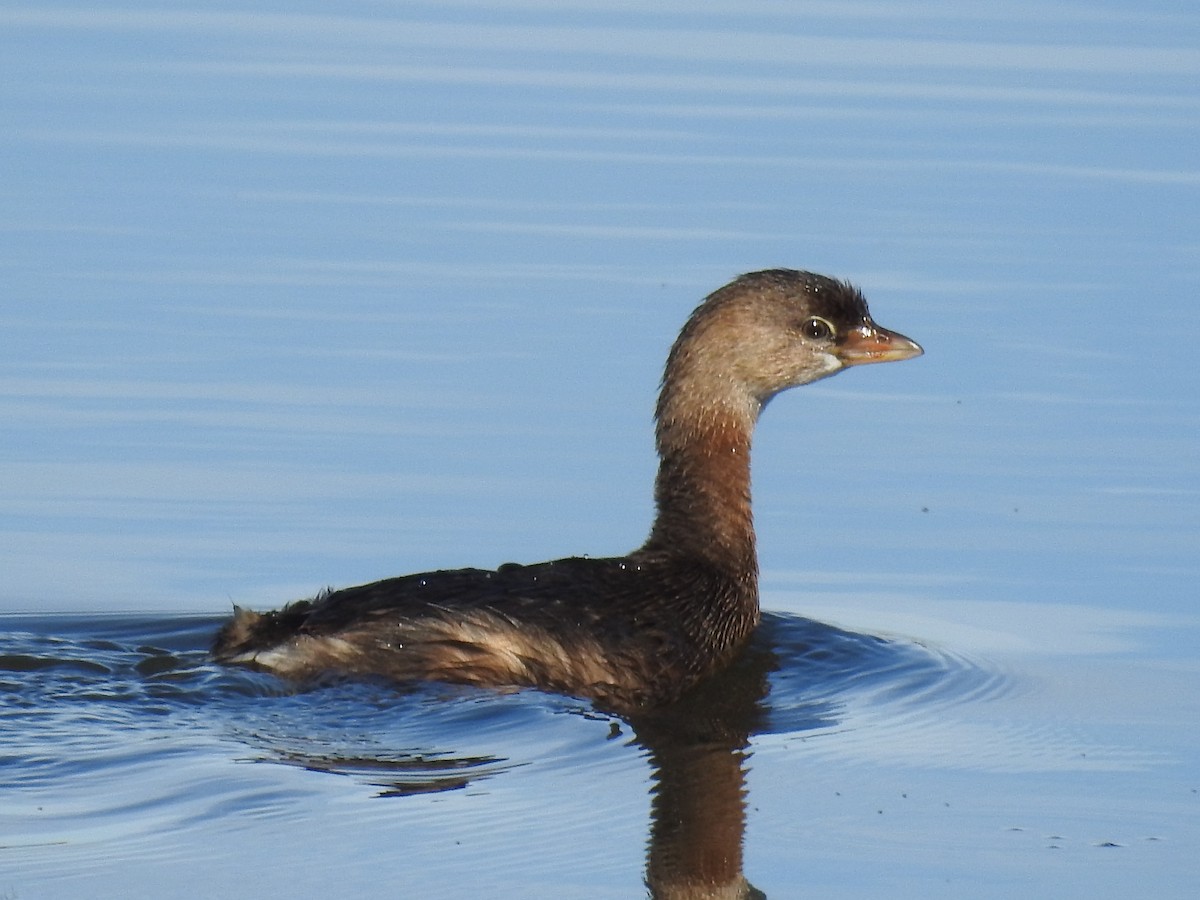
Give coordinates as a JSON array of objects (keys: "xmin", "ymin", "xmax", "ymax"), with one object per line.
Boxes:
[{"xmin": 2, "ymin": 1, "xmax": 1198, "ymax": 897}]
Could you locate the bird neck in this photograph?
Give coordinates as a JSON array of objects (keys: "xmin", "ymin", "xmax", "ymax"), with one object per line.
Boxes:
[{"xmin": 642, "ymin": 380, "xmax": 760, "ymax": 579}]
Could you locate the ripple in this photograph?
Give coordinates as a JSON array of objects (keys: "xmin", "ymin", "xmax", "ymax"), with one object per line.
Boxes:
[
  {"xmin": 736, "ymin": 611, "xmax": 1009, "ymax": 737},
  {"xmin": 0, "ymin": 610, "xmax": 1011, "ymax": 805},
  {"xmin": 0, "ymin": 611, "xmax": 1004, "ymax": 733}
]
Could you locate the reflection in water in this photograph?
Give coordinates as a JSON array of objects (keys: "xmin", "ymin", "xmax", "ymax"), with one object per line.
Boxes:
[
  {"xmin": 632, "ymin": 630, "xmax": 775, "ymax": 900},
  {"xmin": 0, "ymin": 613, "xmax": 995, "ymax": 897},
  {"xmin": 630, "ymin": 615, "xmax": 900, "ymax": 898},
  {"xmin": 270, "ymin": 750, "xmax": 506, "ymax": 798}
]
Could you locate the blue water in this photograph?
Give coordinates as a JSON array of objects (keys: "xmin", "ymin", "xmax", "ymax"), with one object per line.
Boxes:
[
  {"xmin": 2, "ymin": 1, "xmax": 1199, "ymax": 897},
  {"xmin": 3, "ymin": 611, "xmax": 1004, "ymax": 898}
]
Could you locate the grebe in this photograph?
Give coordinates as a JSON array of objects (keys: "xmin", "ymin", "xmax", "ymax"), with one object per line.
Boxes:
[{"xmin": 212, "ymin": 270, "xmax": 922, "ymax": 711}]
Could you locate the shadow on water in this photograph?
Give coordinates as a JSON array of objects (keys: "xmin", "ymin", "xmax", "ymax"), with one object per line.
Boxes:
[{"xmin": 0, "ymin": 611, "xmax": 1001, "ymax": 897}]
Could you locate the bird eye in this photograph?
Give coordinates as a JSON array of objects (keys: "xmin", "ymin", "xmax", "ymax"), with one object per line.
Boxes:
[{"xmin": 801, "ymin": 316, "xmax": 835, "ymax": 341}]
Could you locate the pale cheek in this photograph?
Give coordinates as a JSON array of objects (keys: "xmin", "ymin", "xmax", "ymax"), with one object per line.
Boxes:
[
  {"xmin": 802, "ymin": 352, "xmax": 845, "ymax": 384},
  {"xmin": 818, "ymin": 352, "xmax": 844, "ymax": 374}
]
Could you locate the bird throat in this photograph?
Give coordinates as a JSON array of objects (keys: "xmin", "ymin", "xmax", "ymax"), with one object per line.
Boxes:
[{"xmin": 645, "ymin": 411, "xmax": 758, "ymax": 577}]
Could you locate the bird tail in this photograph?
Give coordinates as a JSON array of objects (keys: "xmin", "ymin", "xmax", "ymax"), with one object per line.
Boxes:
[{"xmin": 211, "ymin": 602, "xmax": 312, "ymax": 662}]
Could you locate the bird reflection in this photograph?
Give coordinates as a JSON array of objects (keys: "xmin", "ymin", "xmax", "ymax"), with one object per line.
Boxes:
[
  {"xmin": 630, "ymin": 622, "xmax": 779, "ymax": 899},
  {"xmin": 245, "ymin": 616, "xmax": 875, "ymax": 897},
  {"xmin": 272, "ymin": 638, "xmax": 780, "ymax": 896}
]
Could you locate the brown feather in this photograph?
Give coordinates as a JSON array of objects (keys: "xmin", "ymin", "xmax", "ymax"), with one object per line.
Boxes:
[{"xmin": 212, "ymin": 270, "xmax": 921, "ymax": 713}]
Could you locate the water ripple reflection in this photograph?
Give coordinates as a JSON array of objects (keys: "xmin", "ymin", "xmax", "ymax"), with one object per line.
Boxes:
[
  {"xmin": 747, "ymin": 611, "xmax": 1007, "ymax": 738},
  {"xmin": 1, "ymin": 610, "xmax": 1003, "ymax": 796},
  {"xmin": 0, "ymin": 612, "xmax": 1010, "ymax": 897}
]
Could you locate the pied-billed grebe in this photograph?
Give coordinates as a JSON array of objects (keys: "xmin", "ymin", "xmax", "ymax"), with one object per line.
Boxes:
[{"xmin": 212, "ymin": 270, "xmax": 922, "ymax": 711}]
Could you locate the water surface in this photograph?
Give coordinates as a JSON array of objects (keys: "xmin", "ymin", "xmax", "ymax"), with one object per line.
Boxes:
[
  {"xmin": 3, "ymin": 610, "xmax": 1006, "ymax": 898},
  {"xmin": 2, "ymin": 1, "xmax": 1198, "ymax": 897}
]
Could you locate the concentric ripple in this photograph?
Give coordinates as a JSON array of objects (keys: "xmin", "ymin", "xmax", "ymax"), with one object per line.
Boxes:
[
  {"xmin": 1, "ymin": 611, "xmax": 1005, "ymax": 798},
  {"xmin": 749, "ymin": 611, "xmax": 1009, "ymax": 738}
]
